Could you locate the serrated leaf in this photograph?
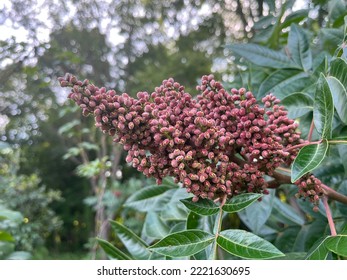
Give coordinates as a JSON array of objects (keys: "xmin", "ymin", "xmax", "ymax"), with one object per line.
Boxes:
[
  {"xmin": 228, "ymin": 43, "xmax": 298, "ymax": 69},
  {"xmin": 281, "ymin": 92, "xmax": 314, "ymax": 119},
  {"xmin": 96, "ymin": 238, "xmax": 132, "ymax": 260},
  {"xmin": 305, "ymin": 236, "xmax": 330, "ymax": 260},
  {"xmin": 124, "ymin": 185, "xmax": 172, "ymax": 212},
  {"xmin": 180, "ymin": 198, "xmax": 219, "ymax": 216},
  {"xmin": 217, "ymin": 229, "xmax": 284, "ymax": 259},
  {"xmin": 325, "ymin": 234, "xmax": 347, "ymax": 257},
  {"xmin": 258, "ymin": 69, "xmax": 310, "ymax": 99},
  {"xmin": 330, "ymin": 58, "xmax": 347, "ymax": 89},
  {"xmin": 222, "ymin": 193, "xmax": 262, "ymax": 213},
  {"xmin": 327, "ymin": 76, "xmax": 347, "ymax": 124},
  {"xmin": 291, "ymin": 142, "xmax": 329, "ymax": 182},
  {"xmin": 314, "ymin": 74, "xmax": 334, "ymax": 138},
  {"xmin": 149, "ymin": 230, "xmax": 214, "ymax": 257},
  {"xmin": 110, "ymin": 221, "xmax": 150, "ymax": 260},
  {"xmin": 288, "ymin": 24, "xmax": 312, "ymax": 71}
]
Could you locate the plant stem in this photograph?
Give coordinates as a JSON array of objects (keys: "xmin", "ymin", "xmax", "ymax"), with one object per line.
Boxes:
[
  {"xmin": 211, "ymin": 195, "xmax": 227, "ymax": 260},
  {"xmin": 308, "ymin": 119, "xmax": 315, "ymax": 142},
  {"xmin": 285, "ymin": 140, "xmax": 322, "ymax": 152},
  {"xmin": 322, "ymin": 196, "xmax": 337, "ymax": 236}
]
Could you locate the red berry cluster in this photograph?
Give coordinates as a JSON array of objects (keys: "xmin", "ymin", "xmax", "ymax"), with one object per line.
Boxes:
[{"xmin": 59, "ymin": 73, "xmax": 323, "ymax": 203}]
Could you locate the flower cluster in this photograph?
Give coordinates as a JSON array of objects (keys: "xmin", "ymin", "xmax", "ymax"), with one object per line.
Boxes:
[
  {"xmin": 295, "ymin": 174, "xmax": 324, "ymax": 210},
  {"xmin": 59, "ymin": 73, "xmax": 323, "ymax": 203}
]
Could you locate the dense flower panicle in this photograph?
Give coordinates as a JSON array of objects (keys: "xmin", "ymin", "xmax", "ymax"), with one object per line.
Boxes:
[{"xmin": 59, "ymin": 73, "xmax": 323, "ymax": 203}]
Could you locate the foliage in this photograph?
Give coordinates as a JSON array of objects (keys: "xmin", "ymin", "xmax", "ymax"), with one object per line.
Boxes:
[
  {"xmin": 88, "ymin": 3, "xmax": 347, "ymax": 260},
  {"xmin": 0, "ymin": 142, "xmax": 62, "ymax": 256}
]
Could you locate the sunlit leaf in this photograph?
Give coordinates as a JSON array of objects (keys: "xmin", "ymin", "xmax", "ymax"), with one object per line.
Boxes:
[
  {"xmin": 149, "ymin": 230, "xmax": 214, "ymax": 257},
  {"xmin": 327, "ymin": 76, "xmax": 347, "ymax": 124},
  {"xmin": 313, "ymin": 74, "xmax": 334, "ymax": 138},
  {"xmin": 291, "ymin": 142, "xmax": 329, "ymax": 182},
  {"xmin": 325, "ymin": 235, "xmax": 347, "ymax": 257},
  {"xmin": 305, "ymin": 236, "xmax": 330, "ymax": 260},
  {"xmin": 217, "ymin": 229, "xmax": 284, "ymax": 259}
]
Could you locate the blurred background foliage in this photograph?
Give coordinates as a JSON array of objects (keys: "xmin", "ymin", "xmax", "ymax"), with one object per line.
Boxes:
[{"xmin": 0, "ymin": 0, "xmax": 346, "ymax": 259}]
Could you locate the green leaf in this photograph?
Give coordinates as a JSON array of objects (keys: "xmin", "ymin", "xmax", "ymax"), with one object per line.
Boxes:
[
  {"xmin": 291, "ymin": 142, "xmax": 329, "ymax": 182},
  {"xmin": 186, "ymin": 211, "xmax": 203, "ymax": 230},
  {"xmin": 238, "ymin": 190, "xmax": 275, "ymax": 235},
  {"xmin": 180, "ymin": 198, "xmax": 219, "ymax": 216},
  {"xmin": 274, "ymin": 226, "xmax": 301, "ymax": 253},
  {"xmin": 327, "ymin": 76, "xmax": 347, "ymax": 124},
  {"xmin": 314, "ymin": 74, "xmax": 334, "ymax": 138},
  {"xmin": 272, "ymin": 197, "xmax": 305, "ymax": 226},
  {"xmin": 0, "ymin": 208, "xmax": 23, "ymax": 223},
  {"xmin": 58, "ymin": 120, "xmax": 80, "ymax": 135},
  {"xmin": 124, "ymin": 185, "xmax": 172, "ymax": 212},
  {"xmin": 330, "ymin": 58, "xmax": 347, "ymax": 89},
  {"xmin": 149, "ymin": 230, "xmax": 214, "ymax": 257},
  {"xmin": 280, "ymin": 9, "xmax": 309, "ymax": 29},
  {"xmin": 110, "ymin": 221, "xmax": 150, "ymax": 260},
  {"xmin": 217, "ymin": 229, "xmax": 284, "ymax": 259},
  {"xmin": 96, "ymin": 238, "xmax": 132, "ymax": 260},
  {"xmin": 160, "ymin": 189, "xmax": 189, "ymax": 221},
  {"xmin": 320, "ymin": 28, "xmax": 344, "ymax": 48},
  {"xmin": 228, "ymin": 43, "xmax": 298, "ymax": 69},
  {"xmin": 288, "ymin": 24, "xmax": 312, "ymax": 71},
  {"xmin": 222, "ymin": 193, "xmax": 262, "ymax": 213},
  {"xmin": 325, "ymin": 235, "xmax": 347, "ymax": 257},
  {"xmin": 0, "ymin": 231, "xmax": 14, "ymax": 242},
  {"xmin": 142, "ymin": 212, "xmax": 170, "ymax": 239},
  {"xmin": 258, "ymin": 69, "xmax": 309, "ymax": 99},
  {"xmin": 305, "ymin": 236, "xmax": 330, "ymax": 260},
  {"xmin": 281, "ymin": 92, "xmax": 314, "ymax": 119}
]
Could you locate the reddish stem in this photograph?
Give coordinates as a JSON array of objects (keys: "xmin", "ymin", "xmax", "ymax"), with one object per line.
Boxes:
[
  {"xmin": 285, "ymin": 140, "xmax": 322, "ymax": 152},
  {"xmin": 308, "ymin": 119, "xmax": 315, "ymax": 142},
  {"xmin": 322, "ymin": 196, "xmax": 337, "ymax": 236}
]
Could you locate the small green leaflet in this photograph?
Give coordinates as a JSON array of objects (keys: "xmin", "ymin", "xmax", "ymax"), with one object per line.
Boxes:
[
  {"xmin": 313, "ymin": 74, "xmax": 334, "ymax": 139},
  {"xmin": 180, "ymin": 198, "xmax": 219, "ymax": 216},
  {"xmin": 291, "ymin": 142, "xmax": 329, "ymax": 182}
]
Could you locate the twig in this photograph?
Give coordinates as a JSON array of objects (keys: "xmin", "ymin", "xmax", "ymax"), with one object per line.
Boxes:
[{"xmin": 322, "ymin": 196, "xmax": 337, "ymax": 236}]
